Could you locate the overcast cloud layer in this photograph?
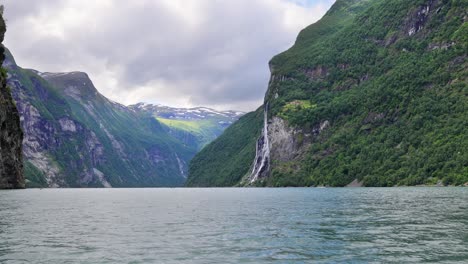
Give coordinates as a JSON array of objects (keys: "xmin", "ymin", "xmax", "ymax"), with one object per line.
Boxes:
[{"xmin": 3, "ymin": 0, "xmax": 334, "ymax": 111}]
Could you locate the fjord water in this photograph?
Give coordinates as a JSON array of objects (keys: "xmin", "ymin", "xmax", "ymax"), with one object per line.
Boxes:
[{"xmin": 0, "ymin": 188, "xmax": 467, "ymax": 263}]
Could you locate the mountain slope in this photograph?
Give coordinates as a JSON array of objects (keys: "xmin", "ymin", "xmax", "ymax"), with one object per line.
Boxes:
[
  {"xmin": 130, "ymin": 104, "xmax": 244, "ymax": 151},
  {"xmin": 5, "ymin": 50, "xmax": 195, "ymax": 187},
  {"xmin": 0, "ymin": 11, "xmax": 24, "ymax": 189},
  {"xmin": 187, "ymin": 0, "xmax": 468, "ymax": 187}
]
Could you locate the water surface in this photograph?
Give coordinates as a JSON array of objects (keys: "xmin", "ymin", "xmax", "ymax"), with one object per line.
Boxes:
[{"xmin": 0, "ymin": 188, "xmax": 467, "ymax": 263}]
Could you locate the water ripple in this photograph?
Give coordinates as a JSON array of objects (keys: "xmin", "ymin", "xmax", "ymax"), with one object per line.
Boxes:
[{"xmin": 0, "ymin": 188, "xmax": 467, "ymax": 263}]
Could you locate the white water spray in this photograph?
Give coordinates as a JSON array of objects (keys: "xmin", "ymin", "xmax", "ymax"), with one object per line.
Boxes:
[{"xmin": 249, "ymin": 104, "xmax": 270, "ymax": 183}]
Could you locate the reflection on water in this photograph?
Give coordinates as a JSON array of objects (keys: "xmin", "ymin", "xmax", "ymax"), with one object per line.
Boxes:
[{"xmin": 0, "ymin": 188, "xmax": 467, "ymax": 263}]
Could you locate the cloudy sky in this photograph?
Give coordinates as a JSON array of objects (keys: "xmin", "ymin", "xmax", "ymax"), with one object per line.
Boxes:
[{"xmin": 3, "ymin": 0, "xmax": 334, "ymax": 111}]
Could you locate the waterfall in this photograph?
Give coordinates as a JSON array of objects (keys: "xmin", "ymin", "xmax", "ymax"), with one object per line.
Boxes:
[{"xmin": 249, "ymin": 104, "xmax": 270, "ymax": 183}]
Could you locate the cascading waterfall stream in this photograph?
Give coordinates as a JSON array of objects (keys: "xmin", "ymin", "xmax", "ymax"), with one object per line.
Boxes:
[{"xmin": 249, "ymin": 104, "xmax": 270, "ymax": 183}]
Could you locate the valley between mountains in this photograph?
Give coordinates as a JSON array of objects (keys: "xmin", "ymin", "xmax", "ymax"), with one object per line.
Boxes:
[{"xmin": 3, "ymin": 49, "xmax": 243, "ymax": 187}]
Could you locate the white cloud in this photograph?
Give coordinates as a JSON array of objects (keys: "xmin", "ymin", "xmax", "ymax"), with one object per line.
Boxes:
[{"xmin": 3, "ymin": 0, "xmax": 334, "ymax": 111}]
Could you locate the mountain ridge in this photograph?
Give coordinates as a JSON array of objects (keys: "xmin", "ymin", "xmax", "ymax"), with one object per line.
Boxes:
[{"xmin": 4, "ymin": 49, "xmax": 196, "ymax": 187}]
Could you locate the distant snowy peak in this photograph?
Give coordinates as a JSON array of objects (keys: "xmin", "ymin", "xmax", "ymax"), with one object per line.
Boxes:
[{"xmin": 129, "ymin": 103, "xmax": 245, "ymax": 121}]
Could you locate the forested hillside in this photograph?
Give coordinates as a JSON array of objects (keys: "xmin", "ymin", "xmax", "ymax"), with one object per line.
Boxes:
[{"xmin": 187, "ymin": 0, "xmax": 468, "ymax": 187}]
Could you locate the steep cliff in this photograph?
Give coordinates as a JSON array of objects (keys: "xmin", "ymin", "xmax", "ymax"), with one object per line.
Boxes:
[
  {"xmin": 0, "ymin": 10, "xmax": 24, "ymax": 189},
  {"xmin": 4, "ymin": 50, "xmax": 196, "ymax": 187},
  {"xmin": 187, "ymin": 0, "xmax": 468, "ymax": 187}
]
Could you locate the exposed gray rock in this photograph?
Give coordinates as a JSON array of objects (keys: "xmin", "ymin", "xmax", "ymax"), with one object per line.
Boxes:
[
  {"xmin": 304, "ymin": 66, "xmax": 329, "ymax": 80},
  {"xmin": 269, "ymin": 117, "xmax": 297, "ymax": 162},
  {"xmin": 406, "ymin": 0, "xmax": 439, "ymax": 36},
  {"xmin": 92, "ymin": 168, "xmax": 111, "ymax": 188},
  {"xmin": 59, "ymin": 118, "xmax": 77, "ymax": 132},
  {"xmin": 268, "ymin": 117, "xmax": 316, "ymax": 164},
  {"xmin": 346, "ymin": 179, "xmax": 363, "ymax": 187}
]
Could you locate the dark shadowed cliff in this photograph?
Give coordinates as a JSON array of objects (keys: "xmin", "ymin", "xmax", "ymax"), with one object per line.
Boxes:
[{"xmin": 0, "ymin": 8, "xmax": 24, "ymax": 189}]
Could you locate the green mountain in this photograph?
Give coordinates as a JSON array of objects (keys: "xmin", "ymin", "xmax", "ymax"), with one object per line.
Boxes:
[
  {"xmin": 187, "ymin": 0, "xmax": 468, "ymax": 187},
  {"xmin": 4, "ymin": 50, "xmax": 196, "ymax": 187},
  {"xmin": 129, "ymin": 103, "xmax": 244, "ymax": 151},
  {"xmin": 187, "ymin": 108, "xmax": 264, "ymax": 187},
  {"xmin": 0, "ymin": 10, "xmax": 24, "ymax": 189}
]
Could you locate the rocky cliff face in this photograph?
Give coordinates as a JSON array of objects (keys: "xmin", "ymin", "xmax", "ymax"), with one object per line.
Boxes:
[
  {"xmin": 0, "ymin": 10, "xmax": 24, "ymax": 189},
  {"xmin": 4, "ymin": 50, "xmax": 196, "ymax": 187}
]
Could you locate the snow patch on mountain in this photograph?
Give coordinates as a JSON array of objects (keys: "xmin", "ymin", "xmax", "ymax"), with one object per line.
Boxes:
[{"xmin": 129, "ymin": 103, "xmax": 245, "ymax": 122}]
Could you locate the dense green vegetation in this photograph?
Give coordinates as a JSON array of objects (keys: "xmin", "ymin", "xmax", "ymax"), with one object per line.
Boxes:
[
  {"xmin": 188, "ymin": 0, "xmax": 468, "ymax": 187},
  {"xmin": 186, "ymin": 108, "xmax": 263, "ymax": 186}
]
